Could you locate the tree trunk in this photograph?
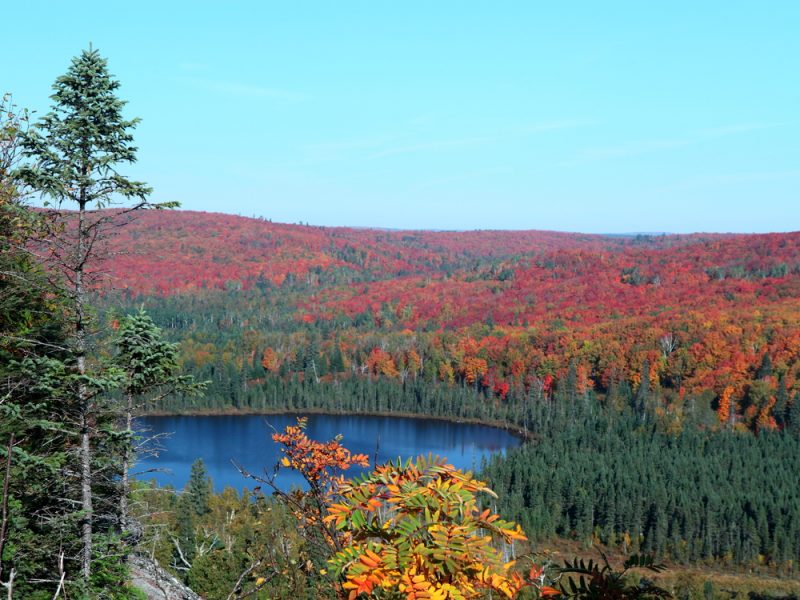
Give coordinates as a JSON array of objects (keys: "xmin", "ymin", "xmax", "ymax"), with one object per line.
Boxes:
[
  {"xmin": 80, "ymin": 409, "xmax": 92, "ymax": 581},
  {"xmin": 77, "ymin": 196, "xmax": 93, "ymax": 582},
  {"xmin": 0, "ymin": 434, "xmax": 14, "ymax": 585},
  {"xmin": 120, "ymin": 393, "xmax": 133, "ymax": 531}
]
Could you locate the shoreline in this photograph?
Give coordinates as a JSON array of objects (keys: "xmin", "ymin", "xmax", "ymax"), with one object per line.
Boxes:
[{"xmin": 140, "ymin": 406, "xmax": 534, "ymax": 442}]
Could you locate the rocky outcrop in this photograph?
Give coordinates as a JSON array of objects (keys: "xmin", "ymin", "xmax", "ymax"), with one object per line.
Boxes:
[{"xmin": 129, "ymin": 554, "xmax": 201, "ymax": 600}]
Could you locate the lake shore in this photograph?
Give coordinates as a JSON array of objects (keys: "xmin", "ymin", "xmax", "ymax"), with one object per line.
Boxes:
[{"xmin": 141, "ymin": 406, "xmax": 534, "ymax": 442}]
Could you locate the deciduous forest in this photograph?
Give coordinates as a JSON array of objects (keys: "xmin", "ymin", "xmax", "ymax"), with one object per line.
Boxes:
[{"xmin": 103, "ymin": 209, "xmax": 800, "ymax": 435}]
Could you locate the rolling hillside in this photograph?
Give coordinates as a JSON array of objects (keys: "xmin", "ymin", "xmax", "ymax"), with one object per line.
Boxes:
[{"xmin": 97, "ymin": 210, "xmax": 800, "ymax": 432}]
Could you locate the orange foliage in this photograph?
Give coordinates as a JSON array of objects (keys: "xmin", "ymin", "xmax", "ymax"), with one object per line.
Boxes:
[
  {"xmin": 268, "ymin": 420, "xmax": 533, "ymax": 600},
  {"xmin": 756, "ymin": 396, "xmax": 778, "ymax": 433},
  {"xmin": 272, "ymin": 417, "xmax": 369, "ymax": 495},
  {"xmin": 405, "ymin": 349, "xmax": 422, "ymax": 377},
  {"xmin": 462, "ymin": 356, "xmax": 488, "ymax": 385},
  {"xmin": 366, "ymin": 347, "xmax": 399, "ymax": 378},
  {"xmin": 717, "ymin": 386, "xmax": 733, "ymax": 424},
  {"xmin": 260, "ymin": 347, "xmax": 279, "ymax": 372}
]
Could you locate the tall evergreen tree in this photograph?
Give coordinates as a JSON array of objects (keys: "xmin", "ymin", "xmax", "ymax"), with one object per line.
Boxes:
[
  {"xmin": 634, "ymin": 360, "xmax": 650, "ymax": 420},
  {"xmin": 16, "ymin": 47, "xmax": 176, "ymax": 583},
  {"xmin": 788, "ymin": 392, "xmax": 800, "ymax": 436}
]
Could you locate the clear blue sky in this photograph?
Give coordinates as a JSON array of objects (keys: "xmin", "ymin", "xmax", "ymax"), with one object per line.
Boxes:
[{"xmin": 3, "ymin": 2, "xmax": 798, "ymax": 233}]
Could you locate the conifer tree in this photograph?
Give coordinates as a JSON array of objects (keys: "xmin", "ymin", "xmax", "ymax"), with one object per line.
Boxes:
[
  {"xmin": 788, "ymin": 393, "xmax": 800, "ymax": 436},
  {"xmin": 16, "ymin": 47, "xmax": 176, "ymax": 583},
  {"xmin": 171, "ymin": 459, "xmax": 211, "ymax": 575},
  {"xmin": 0, "ymin": 95, "xmax": 75, "ymax": 598},
  {"xmin": 112, "ymin": 309, "xmax": 205, "ymax": 534},
  {"xmin": 174, "ymin": 494, "xmax": 197, "ymax": 571},
  {"xmin": 187, "ymin": 458, "xmax": 211, "ymax": 517},
  {"xmin": 634, "ymin": 360, "xmax": 650, "ymax": 421},
  {"xmin": 756, "ymin": 352, "xmax": 773, "ymax": 379}
]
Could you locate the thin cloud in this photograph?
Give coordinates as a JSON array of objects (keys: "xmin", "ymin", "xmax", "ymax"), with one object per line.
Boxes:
[
  {"xmin": 178, "ymin": 62, "xmax": 209, "ymax": 72},
  {"xmin": 583, "ymin": 138, "xmax": 690, "ymax": 160},
  {"xmin": 303, "ymin": 133, "xmax": 410, "ymax": 154},
  {"xmin": 369, "ymin": 134, "xmax": 501, "ymax": 159},
  {"xmin": 407, "ymin": 113, "xmax": 437, "ymax": 126},
  {"xmin": 697, "ymin": 122, "xmax": 786, "ymax": 137}
]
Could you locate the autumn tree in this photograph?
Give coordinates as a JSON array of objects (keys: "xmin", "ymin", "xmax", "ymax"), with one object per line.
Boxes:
[
  {"xmin": 242, "ymin": 419, "xmax": 533, "ymax": 600},
  {"xmin": 717, "ymin": 386, "xmax": 733, "ymax": 426}
]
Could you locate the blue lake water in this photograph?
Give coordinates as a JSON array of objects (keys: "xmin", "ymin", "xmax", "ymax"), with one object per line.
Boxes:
[{"xmin": 134, "ymin": 414, "xmax": 521, "ymax": 492}]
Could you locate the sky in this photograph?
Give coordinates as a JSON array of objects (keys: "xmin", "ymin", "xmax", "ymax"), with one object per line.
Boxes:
[{"xmin": 3, "ymin": 2, "xmax": 799, "ymax": 233}]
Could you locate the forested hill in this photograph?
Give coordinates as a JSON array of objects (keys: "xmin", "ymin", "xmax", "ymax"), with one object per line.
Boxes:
[
  {"xmin": 106, "ymin": 209, "xmax": 789, "ymax": 297},
  {"xmin": 96, "ymin": 209, "xmax": 800, "ymax": 433},
  {"xmin": 106, "ymin": 209, "xmax": 647, "ymax": 294}
]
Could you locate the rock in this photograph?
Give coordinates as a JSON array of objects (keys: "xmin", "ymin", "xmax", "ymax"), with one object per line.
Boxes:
[{"xmin": 129, "ymin": 554, "xmax": 201, "ymax": 600}]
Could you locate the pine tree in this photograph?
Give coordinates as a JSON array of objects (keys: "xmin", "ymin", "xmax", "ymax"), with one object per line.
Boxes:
[
  {"xmin": 16, "ymin": 47, "xmax": 176, "ymax": 583},
  {"xmin": 174, "ymin": 494, "xmax": 197, "ymax": 571},
  {"xmin": 329, "ymin": 342, "xmax": 345, "ymax": 373},
  {"xmin": 634, "ymin": 360, "xmax": 650, "ymax": 421},
  {"xmin": 756, "ymin": 352, "xmax": 773, "ymax": 379},
  {"xmin": 787, "ymin": 392, "xmax": 800, "ymax": 436},
  {"xmin": 773, "ymin": 378, "xmax": 789, "ymax": 428},
  {"xmin": 187, "ymin": 458, "xmax": 211, "ymax": 517},
  {"xmin": 113, "ymin": 309, "xmax": 204, "ymax": 534}
]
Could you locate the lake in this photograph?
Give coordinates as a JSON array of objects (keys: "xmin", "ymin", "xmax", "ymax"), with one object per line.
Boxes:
[{"xmin": 135, "ymin": 413, "xmax": 522, "ymax": 492}]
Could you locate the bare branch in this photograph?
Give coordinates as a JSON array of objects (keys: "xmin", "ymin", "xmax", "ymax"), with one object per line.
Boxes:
[
  {"xmin": 51, "ymin": 552, "xmax": 65, "ymax": 600},
  {"xmin": 169, "ymin": 535, "xmax": 192, "ymax": 571},
  {"xmin": 225, "ymin": 560, "xmax": 263, "ymax": 600}
]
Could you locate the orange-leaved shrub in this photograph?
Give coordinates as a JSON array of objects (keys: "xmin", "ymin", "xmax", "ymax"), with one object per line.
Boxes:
[{"xmin": 258, "ymin": 419, "xmax": 539, "ymax": 600}]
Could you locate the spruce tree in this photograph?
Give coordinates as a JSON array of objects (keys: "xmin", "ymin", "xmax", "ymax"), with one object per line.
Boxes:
[
  {"xmin": 16, "ymin": 47, "xmax": 176, "ymax": 583},
  {"xmin": 113, "ymin": 309, "xmax": 204, "ymax": 535},
  {"xmin": 787, "ymin": 392, "xmax": 800, "ymax": 436},
  {"xmin": 634, "ymin": 360, "xmax": 650, "ymax": 421},
  {"xmin": 756, "ymin": 352, "xmax": 773, "ymax": 379},
  {"xmin": 187, "ymin": 459, "xmax": 211, "ymax": 517},
  {"xmin": 174, "ymin": 494, "xmax": 197, "ymax": 571}
]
